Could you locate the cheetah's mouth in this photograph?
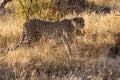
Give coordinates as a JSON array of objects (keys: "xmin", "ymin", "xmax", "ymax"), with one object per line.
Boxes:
[{"xmin": 76, "ymin": 25, "xmax": 84, "ymax": 29}]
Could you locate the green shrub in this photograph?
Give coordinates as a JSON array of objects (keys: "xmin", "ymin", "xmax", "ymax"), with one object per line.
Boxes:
[{"xmin": 14, "ymin": 0, "xmax": 60, "ymax": 21}]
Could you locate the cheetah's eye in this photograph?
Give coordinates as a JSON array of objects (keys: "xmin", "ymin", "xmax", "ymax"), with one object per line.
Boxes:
[
  {"xmin": 78, "ymin": 20, "xmax": 82, "ymax": 24},
  {"xmin": 79, "ymin": 20, "xmax": 82, "ymax": 23}
]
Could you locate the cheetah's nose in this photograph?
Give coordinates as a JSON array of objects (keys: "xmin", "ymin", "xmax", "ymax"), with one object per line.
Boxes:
[
  {"xmin": 81, "ymin": 24, "xmax": 84, "ymax": 27},
  {"xmin": 82, "ymin": 24, "xmax": 85, "ymax": 26}
]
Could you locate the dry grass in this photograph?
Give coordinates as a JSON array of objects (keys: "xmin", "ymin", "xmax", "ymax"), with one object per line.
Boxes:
[{"xmin": 0, "ymin": 11, "xmax": 120, "ymax": 80}]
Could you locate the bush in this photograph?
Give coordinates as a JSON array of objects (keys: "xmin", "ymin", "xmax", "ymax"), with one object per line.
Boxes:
[{"xmin": 14, "ymin": 0, "xmax": 60, "ymax": 21}]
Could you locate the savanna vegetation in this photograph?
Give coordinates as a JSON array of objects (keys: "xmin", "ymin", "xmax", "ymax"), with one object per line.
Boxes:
[{"xmin": 0, "ymin": 0, "xmax": 120, "ymax": 80}]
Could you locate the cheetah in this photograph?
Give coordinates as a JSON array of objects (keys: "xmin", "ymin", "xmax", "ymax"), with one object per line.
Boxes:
[{"xmin": 4, "ymin": 17, "xmax": 85, "ymax": 55}]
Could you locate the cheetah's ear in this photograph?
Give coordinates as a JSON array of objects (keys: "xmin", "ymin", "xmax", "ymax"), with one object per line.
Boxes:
[{"xmin": 72, "ymin": 18, "xmax": 79, "ymax": 22}]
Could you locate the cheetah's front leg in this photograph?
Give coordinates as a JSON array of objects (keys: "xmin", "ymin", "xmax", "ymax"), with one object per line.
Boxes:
[{"xmin": 62, "ymin": 36, "xmax": 73, "ymax": 55}]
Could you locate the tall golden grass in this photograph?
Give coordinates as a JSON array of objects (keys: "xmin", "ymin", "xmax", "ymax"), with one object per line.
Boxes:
[{"xmin": 0, "ymin": 11, "xmax": 120, "ymax": 79}]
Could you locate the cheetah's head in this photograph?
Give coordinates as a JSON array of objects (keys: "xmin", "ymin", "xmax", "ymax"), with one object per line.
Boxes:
[{"xmin": 71, "ymin": 17, "xmax": 85, "ymax": 29}]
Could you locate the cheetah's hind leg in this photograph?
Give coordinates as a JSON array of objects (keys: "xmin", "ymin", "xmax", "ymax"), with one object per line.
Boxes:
[{"xmin": 24, "ymin": 31, "xmax": 41, "ymax": 47}]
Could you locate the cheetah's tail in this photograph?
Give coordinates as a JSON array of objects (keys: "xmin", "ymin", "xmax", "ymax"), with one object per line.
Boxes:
[{"xmin": 3, "ymin": 29, "xmax": 26, "ymax": 53}]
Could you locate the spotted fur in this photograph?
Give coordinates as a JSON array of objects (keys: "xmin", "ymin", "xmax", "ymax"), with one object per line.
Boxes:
[{"xmin": 5, "ymin": 17, "xmax": 85, "ymax": 55}]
